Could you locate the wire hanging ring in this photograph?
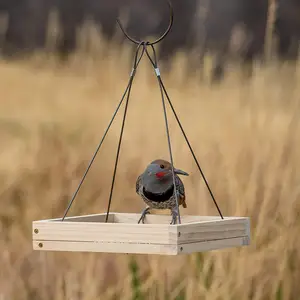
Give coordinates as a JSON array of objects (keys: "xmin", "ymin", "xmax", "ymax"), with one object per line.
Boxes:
[{"xmin": 116, "ymin": 0, "xmax": 174, "ymax": 46}]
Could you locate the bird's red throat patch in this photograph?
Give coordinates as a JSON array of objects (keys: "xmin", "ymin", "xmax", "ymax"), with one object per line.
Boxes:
[{"xmin": 155, "ymin": 172, "xmax": 166, "ymax": 178}]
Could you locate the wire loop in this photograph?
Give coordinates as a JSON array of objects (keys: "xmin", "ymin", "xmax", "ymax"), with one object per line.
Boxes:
[{"xmin": 116, "ymin": 0, "xmax": 174, "ymax": 46}]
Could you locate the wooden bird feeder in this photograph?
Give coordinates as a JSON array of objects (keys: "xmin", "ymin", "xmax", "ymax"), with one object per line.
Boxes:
[
  {"xmin": 32, "ymin": 213, "xmax": 250, "ymax": 255},
  {"xmin": 32, "ymin": 1, "xmax": 250, "ymax": 256}
]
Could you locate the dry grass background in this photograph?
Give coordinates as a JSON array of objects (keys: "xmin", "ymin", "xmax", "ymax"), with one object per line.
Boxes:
[{"xmin": 0, "ymin": 41, "xmax": 300, "ymax": 300}]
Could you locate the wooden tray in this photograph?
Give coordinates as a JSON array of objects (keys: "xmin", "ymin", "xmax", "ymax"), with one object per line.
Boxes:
[{"xmin": 32, "ymin": 213, "xmax": 250, "ymax": 255}]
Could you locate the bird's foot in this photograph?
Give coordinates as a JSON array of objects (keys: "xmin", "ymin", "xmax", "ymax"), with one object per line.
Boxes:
[
  {"xmin": 170, "ymin": 208, "xmax": 179, "ymax": 225},
  {"xmin": 138, "ymin": 207, "xmax": 151, "ymax": 224}
]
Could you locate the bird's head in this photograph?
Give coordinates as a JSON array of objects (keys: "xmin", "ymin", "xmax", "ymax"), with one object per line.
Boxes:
[{"xmin": 142, "ymin": 159, "xmax": 189, "ymax": 187}]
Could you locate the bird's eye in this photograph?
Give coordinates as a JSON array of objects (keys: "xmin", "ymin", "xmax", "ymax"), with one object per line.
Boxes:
[{"xmin": 160, "ymin": 164, "xmax": 165, "ymax": 169}]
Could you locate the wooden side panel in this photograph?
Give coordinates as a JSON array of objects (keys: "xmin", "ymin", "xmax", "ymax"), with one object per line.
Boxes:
[
  {"xmin": 177, "ymin": 218, "xmax": 250, "ymax": 244},
  {"xmin": 33, "ymin": 240, "xmax": 178, "ymax": 255},
  {"xmin": 34, "ymin": 213, "xmax": 239, "ymax": 224},
  {"xmin": 62, "ymin": 214, "xmax": 115, "ymax": 223},
  {"xmin": 32, "ymin": 221, "xmax": 177, "ymax": 245},
  {"xmin": 113, "ymin": 213, "xmax": 230, "ymax": 224},
  {"xmin": 33, "ymin": 213, "xmax": 115, "ymax": 223},
  {"xmin": 179, "ymin": 236, "xmax": 250, "ymax": 254}
]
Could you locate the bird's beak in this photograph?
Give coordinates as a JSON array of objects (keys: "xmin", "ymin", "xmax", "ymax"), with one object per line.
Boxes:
[{"xmin": 174, "ymin": 168, "xmax": 189, "ymax": 176}]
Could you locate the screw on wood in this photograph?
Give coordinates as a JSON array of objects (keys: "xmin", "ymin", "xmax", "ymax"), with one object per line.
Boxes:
[
  {"xmin": 178, "ymin": 232, "xmax": 181, "ymax": 237},
  {"xmin": 38, "ymin": 243, "xmax": 43, "ymax": 248},
  {"xmin": 180, "ymin": 247, "xmax": 183, "ymax": 252},
  {"xmin": 34, "ymin": 229, "xmax": 39, "ymax": 234}
]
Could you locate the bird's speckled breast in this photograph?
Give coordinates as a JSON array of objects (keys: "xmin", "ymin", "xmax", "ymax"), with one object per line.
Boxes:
[{"xmin": 141, "ymin": 194, "xmax": 177, "ymax": 209}]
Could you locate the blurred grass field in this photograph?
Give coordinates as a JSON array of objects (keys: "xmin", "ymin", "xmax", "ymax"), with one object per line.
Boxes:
[{"xmin": 0, "ymin": 45, "xmax": 300, "ymax": 300}]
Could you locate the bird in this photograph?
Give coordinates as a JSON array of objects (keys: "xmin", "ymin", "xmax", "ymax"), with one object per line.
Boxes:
[{"xmin": 136, "ymin": 159, "xmax": 189, "ymax": 225}]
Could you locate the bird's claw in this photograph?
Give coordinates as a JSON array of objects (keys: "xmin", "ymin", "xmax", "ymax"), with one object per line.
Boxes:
[
  {"xmin": 138, "ymin": 207, "xmax": 150, "ymax": 224},
  {"xmin": 170, "ymin": 216, "xmax": 177, "ymax": 225},
  {"xmin": 170, "ymin": 209, "xmax": 179, "ymax": 225}
]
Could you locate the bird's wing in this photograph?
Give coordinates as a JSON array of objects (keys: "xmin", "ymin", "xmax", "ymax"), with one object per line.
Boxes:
[
  {"xmin": 175, "ymin": 175, "xmax": 187, "ymax": 208},
  {"xmin": 136, "ymin": 174, "xmax": 142, "ymax": 195}
]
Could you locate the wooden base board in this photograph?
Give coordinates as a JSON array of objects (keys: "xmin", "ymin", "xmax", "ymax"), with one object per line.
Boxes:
[{"xmin": 32, "ymin": 213, "xmax": 250, "ymax": 255}]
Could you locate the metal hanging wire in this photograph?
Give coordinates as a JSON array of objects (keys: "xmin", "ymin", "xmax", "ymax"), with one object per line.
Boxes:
[
  {"xmin": 104, "ymin": 44, "xmax": 146, "ymax": 223},
  {"xmin": 61, "ymin": 43, "xmax": 145, "ymax": 221},
  {"xmin": 144, "ymin": 44, "xmax": 224, "ymax": 219},
  {"xmin": 61, "ymin": 0, "xmax": 223, "ymax": 223}
]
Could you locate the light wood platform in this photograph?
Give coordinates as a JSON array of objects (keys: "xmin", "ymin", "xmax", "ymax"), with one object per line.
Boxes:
[{"xmin": 32, "ymin": 213, "xmax": 250, "ymax": 255}]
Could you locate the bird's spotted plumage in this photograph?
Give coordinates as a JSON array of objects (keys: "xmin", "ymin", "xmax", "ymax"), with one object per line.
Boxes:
[
  {"xmin": 136, "ymin": 159, "xmax": 189, "ymax": 224},
  {"xmin": 136, "ymin": 173, "xmax": 187, "ymax": 209}
]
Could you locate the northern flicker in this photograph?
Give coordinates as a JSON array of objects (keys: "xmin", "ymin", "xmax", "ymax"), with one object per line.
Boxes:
[{"xmin": 136, "ymin": 159, "xmax": 189, "ymax": 225}]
